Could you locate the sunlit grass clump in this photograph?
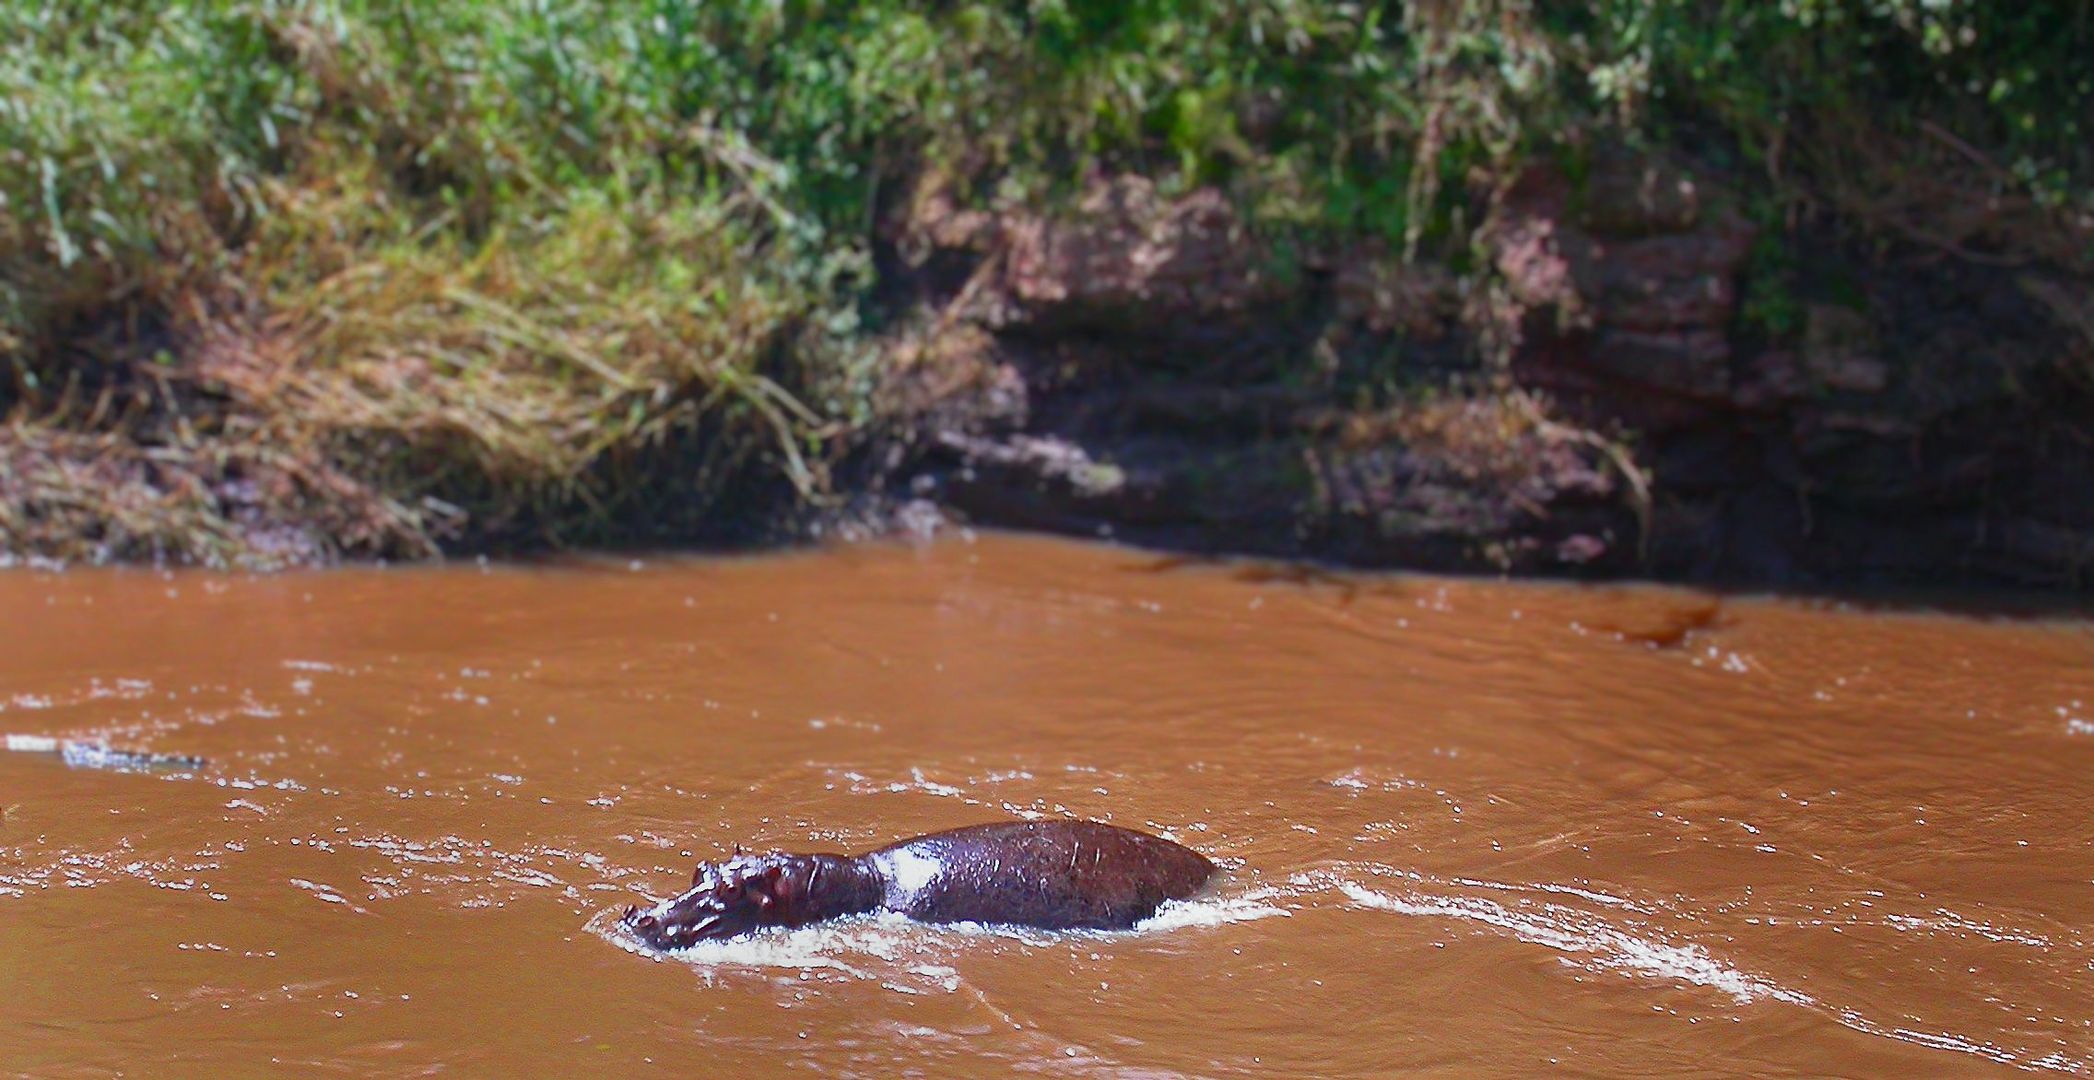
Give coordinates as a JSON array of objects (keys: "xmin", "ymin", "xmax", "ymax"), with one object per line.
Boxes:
[{"xmin": 1, "ymin": 3, "xmax": 868, "ymax": 564}]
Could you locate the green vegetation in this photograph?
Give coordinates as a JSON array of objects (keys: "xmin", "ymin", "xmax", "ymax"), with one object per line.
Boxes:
[{"xmin": 3, "ymin": 2, "xmax": 2088, "ymax": 565}]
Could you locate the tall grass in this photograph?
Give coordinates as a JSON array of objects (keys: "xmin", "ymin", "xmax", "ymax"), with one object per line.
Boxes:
[{"xmin": 1, "ymin": 3, "xmax": 866, "ymax": 562}]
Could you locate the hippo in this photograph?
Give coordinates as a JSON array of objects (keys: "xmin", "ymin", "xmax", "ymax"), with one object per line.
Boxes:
[{"xmin": 621, "ymin": 819, "xmax": 1214, "ymax": 950}]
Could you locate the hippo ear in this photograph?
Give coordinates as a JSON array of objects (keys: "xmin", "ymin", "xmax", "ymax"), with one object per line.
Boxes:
[
  {"xmin": 733, "ymin": 843, "xmax": 745, "ymax": 856},
  {"xmin": 762, "ymin": 865, "xmax": 782, "ymax": 884}
]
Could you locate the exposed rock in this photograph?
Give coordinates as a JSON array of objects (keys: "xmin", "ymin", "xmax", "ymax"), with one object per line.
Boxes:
[
  {"xmin": 1598, "ymin": 231, "xmax": 1751, "ymax": 333},
  {"xmin": 897, "ymin": 174, "xmax": 1282, "ymax": 335},
  {"xmin": 884, "ymin": 171, "xmax": 1642, "ymax": 572},
  {"xmin": 1002, "ymin": 178, "xmax": 1276, "ymax": 326},
  {"xmin": 1802, "ymin": 304, "xmax": 1888, "ymax": 393},
  {"xmin": 1486, "ymin": 194, "xmax": 1586, "ymax": 321},
  {"xmin": 872, "ymin": 162, "xmax": 2094, "ymax": 590},
  {"xmin": 1331, "ymin": 253, "xmax": 1459, "ymax": 339},
  {"xmin": 1556, "ymin": 533, "xmax": 1610, "ymax": 565},
  {"xmin": 1995, "ymin": 518, "xmax": 2094, "ymax": 581},
  {"xmin": 1579, "ymin": 144, "xmax": 1707, "ymax": 236},
  {"xmin": 878, "ymin": 322, "xmax": 1029, "ymax": 439},
  {"xmin": 1304, "ymin": 397, "xmax": 1626, "ymax": 570},
  {"xmin": 1591, "ymin": 328, "xmax": 1733, "ymax": 399},
  {"xmin": 1733, "ymin": 350, "xmax": 1807, "ymax": 410},
  {"xmin": 1487, "ymin": 152, "xmax": 1755, "ymax": 410},
  {"xmin": 938, "ymin": 432, "xmax": 1129, "ymax": 500},
  {"xmin": 897, "ymin": 178, "xmax": 1000, "ymax": 255}
]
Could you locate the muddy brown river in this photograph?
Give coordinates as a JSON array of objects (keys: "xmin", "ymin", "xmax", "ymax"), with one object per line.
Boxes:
[{"xmin": 2, "ymin": 534, "xmax": 2091, "ymax": 1077}]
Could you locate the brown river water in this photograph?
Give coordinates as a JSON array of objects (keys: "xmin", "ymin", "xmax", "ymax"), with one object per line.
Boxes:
[{"xmin": 2, "ymin": 534, "xmax": 2091, "ymax": 1078}]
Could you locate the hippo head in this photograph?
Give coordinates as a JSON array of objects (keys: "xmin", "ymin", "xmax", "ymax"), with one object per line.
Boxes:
[{"xmin": 621, "ymin": 852, "xmax": 813, "ymax": 950}]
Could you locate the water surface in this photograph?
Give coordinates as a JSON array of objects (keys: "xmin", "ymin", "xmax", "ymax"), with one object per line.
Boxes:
[{"xmin": 3, "ymin": 535, "xmax": 2091, "ymax": 1077}]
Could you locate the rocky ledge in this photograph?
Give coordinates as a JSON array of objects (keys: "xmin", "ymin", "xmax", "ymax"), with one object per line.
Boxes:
[{"xmin": 863, "ymin": 152, "xmax": 2094, "ymax": 591}]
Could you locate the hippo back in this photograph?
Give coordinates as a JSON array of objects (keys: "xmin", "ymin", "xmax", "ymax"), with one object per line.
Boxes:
[{"xmin": 865, "ymin": 819, "xmax": 1214, "ymax": 930}]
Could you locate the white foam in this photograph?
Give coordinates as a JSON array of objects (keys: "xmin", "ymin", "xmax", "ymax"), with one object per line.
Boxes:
[
  {"xmin": 1136, "ymin": 892, "xmax": 1291, "ymax": 932},
  {"xmin": 1836, "ymin": 1012, "xmax": 2089, "ymax": 1074},
  {"xmin": 1883, "ymin": 909, "xmax": 2055, "ymax": 949},
  {"xmin": 592, "ymin": 904, "xmax": 909, "ymax": 981},
  {"xmin": 1323, "ymin": 870, "xmax": 2088, "ymax": 1074},
  {"xmin": 1336, "ymin": 881, "xmax": 1805, "ymax": 1005},
  {"xmin": 283, "ymin": 877, "xmax": 371, "ymax": 915},
  {"xmin": 594, "ymin": 876, "xmax": 1279, "ymax": 992},
  {"xmin": 1447, "ymin": 875, "xmax": 1651, "ymax": 913}
]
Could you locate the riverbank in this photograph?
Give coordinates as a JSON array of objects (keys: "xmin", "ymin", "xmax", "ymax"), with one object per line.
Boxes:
[
  {"xmin": 865, "ymin": 160, "xmax": 2093, "ymax": 590},
  {"xmin": 5, "ymin": 5, "xmax": 2091, "ymax": 588}
]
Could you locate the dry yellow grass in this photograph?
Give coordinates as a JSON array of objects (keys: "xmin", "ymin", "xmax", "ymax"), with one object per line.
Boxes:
[{"xmin": 2, "ymin": 150, "xmax": 834, "ymax": 566}]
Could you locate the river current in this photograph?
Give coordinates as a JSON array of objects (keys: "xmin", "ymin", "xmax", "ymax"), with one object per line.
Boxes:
[{"xmin": 2, "ymin": 534, "xmax": 2090, "ymax": 1077}]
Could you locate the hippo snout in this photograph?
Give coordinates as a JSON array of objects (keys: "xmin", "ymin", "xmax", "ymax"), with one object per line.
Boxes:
[
  {"xmin": 621, "ymin": 895, "xmax": 737, "ymax": 950},
  {"xmin": 621, "ymin": 905, "xmax": 669, "ymax": 948}
]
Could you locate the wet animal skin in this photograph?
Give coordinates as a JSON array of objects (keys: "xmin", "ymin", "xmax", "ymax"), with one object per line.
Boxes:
[{"xmin": 622, "ymin": 819, "xmax": 1214, "ymax": 950}]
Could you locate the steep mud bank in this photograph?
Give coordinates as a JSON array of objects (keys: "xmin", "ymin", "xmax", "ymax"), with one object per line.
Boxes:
[
  {"xmin": 871, "ymin": 154, "xmax": 2094, "ymax": 590},
  {"xmin": 5, "ymin": 157, "xmax": 2087, "ymax": 590}
]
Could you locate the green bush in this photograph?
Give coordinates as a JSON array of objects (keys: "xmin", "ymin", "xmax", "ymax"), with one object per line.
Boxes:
[{"xmin": 1565, "ymin": 1, "xmax": 2094, "ymax": 207}]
